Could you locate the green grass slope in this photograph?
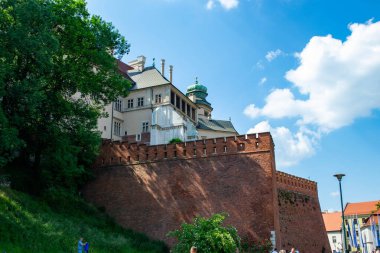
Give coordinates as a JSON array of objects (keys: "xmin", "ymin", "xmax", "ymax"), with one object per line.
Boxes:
[{"xmin": 0, "ymin": 186, "xmax": 168, "ymax": 253}]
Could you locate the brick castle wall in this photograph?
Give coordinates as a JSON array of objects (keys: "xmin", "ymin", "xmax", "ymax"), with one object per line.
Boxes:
[
  {"xmin": 83, "ymin": 133, "xmax": 329, "ymax": 252},
  {"xmin": 276, "ymin": 171, "xmax": 331, "ymax": 253}
]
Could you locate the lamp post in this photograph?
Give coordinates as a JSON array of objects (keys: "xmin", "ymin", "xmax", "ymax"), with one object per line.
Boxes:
[{"xmin": 334, "ymin": 173, "xmax": 348, "ymax": 253}]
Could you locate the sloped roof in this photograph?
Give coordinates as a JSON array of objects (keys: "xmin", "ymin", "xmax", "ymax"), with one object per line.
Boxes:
[
  {"xmin": 322, "ymin": 212, "xmax": 342, "ymax": 232},
  {"xmin": 128, "ymin": 66, "xmax": 170, "ymax": 90},
  {"xmin": 117, "ymin": 60, "xmax": 134, "ymax": 82},
  {"xmin": 363, "ymin": 213, "xmax": 380, "ymax": 227},
  {"xmin": 344, "ymin": 200, "xmax": 380, "ymax": 216},
  {"xmin": 197, "ymin": 118, "xmax": 238, "ymax": 133}
]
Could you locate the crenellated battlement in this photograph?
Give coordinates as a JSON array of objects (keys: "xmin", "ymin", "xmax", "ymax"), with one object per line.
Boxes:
[
  {"xmin": 276, "ymin": 171, "xmax": 318, "ymax": 197},
  {"xmin": 95, "ymin": 132, "xmax": 274, "ymax": 167}
]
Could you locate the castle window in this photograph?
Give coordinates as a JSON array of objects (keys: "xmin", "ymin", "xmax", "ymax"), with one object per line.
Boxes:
[
  {"xmin": 136, "ymin": 134, "xmax": 141, "ymax": 141},
  {"xmin": 256, "ymin": 142, "xmax": 259, "ymax": 148},
  {"xmin": 183, "ymin": 149, "xmax": 187, "ymax": 156},
  {"xmin": 193, "ymin": 149, "xmax": 196, "ymax": 156},
  {"xmin": 142, "ymin": 122, "xmax": 149, "ymax": 132},
  {"xmin": 127, "ymin": 99, "xmax": 134, "ymax": 108},
  {"xmin": 332, "ymin": 236, "xmax": 336, "ymax": 243},
  {"xmin": 192, "ymin": 108, "xmax": 196, "ymax": 121},
  {"xmin": 176, "ymin": 95, "xmax": 180, "ymax": 109},
  {"xmin": 164, "ymin": 152, "xmax": 167, "ymax": 158},
  {"xmin": 103, "ymin": 126, "xmax": 106, "ymax": 131},
  {"xmin": 203, "ymin": 148, "xmax": 207, "ymax": 156},
  {"xmin": 113, "ymin": 121, "xmax": 121, "ymax": 136},
  {"xmin": 146, "ymin": 154, "xmax": 149, "ymax": 160},
  {"xmin": 137, "ymin": 97, "xmax": 144, "ymax": 107},
  {"xmin": 155, "ymin": 94, "xmax": 162, "ymax": 104},
  {"xmin": 114, "ymin": 99, "xmax": 122, "ymax": 112},
  {"xmin": 187, "ymin": 104, "xmax": 190, "ymax": 116},
  {"xmin": 213, "ymin": 147, "xmax": 217, "ymax": 154},
  {"xmin": 224, "ymin": 146, "xmax": 227, "ymax": 153},
  {"xmin": 174, "ymin": 150, "xmax": 177, "ymax": 158},
  {"xmin": 181, "ymin": 100, "xmax": 186, "ymax": 113},
  {"xmin": 171, "ymin": 91, "xmax": 175, "ymax": 105},
  {"xmin": 204, "ymin": 111, "xmax": 209, "ymax": 117}
]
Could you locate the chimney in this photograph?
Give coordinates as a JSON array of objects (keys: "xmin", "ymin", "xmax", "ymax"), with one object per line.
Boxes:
[
  {"xmin": 161, "ymin": 59, "xmax": 165, "ymax": 76},
  {"xmin": 128, "ymin": 55, "xmax": 146, "ymax": 72},
  {"xmin": 169, "ymin": 65, "xmax": 173, "ymax": 83}
]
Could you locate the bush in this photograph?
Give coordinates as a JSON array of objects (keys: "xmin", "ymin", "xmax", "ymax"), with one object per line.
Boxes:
[
  {"xmin": 167, "ymin": 213, "xmax": 240, "ymax": 253},
  {"xmin": 168, "ymin": 138, "xmax": 183, "ymax": 144}
]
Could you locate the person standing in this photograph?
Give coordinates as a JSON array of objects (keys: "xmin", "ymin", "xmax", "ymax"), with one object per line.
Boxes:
[
  {"xmin": 78, "ymin": 237, "xmax": 85, "ymax": 253},
  {"xmin": 84, "ymin": 241, "xmax": 89, "ymax": 253}
]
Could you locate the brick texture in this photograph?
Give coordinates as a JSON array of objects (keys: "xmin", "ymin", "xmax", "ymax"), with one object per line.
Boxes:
[{"xmin": 83, "ymin": 133, "xmax": 329, "ymax": 252}]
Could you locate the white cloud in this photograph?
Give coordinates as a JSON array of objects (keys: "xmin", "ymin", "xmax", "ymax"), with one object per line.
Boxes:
[
  {"xmin": 247, "ymin": 121, "xmax": 316, "ymax": 167},
  {"xmin": 258, "ymin": 77, "xmax": 267, "ymax": 85},
  {"xmin": 206, "ymin": 0, "xmax": 215, "ymax": 9},
  {"xmin": 250, "ymin": 20, "xmax": 380, "ymax": 133},
  {"xmin": 207, "ymin": 0, "xmax": 239, "ymax": 10},
  {"xmin": 330, "ymin": 191, "xmax": 340, "ymax": 197},
  {"xmin": 244, "ymin": 20, "xmax": 380, "ymax": 167},
  {"xmin": 244, "ymin": 104, "xmax": 261, "ymax": 118},
  {"xmin": 265, "ymin": 49, "xmax": 283, "ymax": 62},
  {"xmin": 218, "ymin": 0, "xmax": 239, "ymax": 9}
]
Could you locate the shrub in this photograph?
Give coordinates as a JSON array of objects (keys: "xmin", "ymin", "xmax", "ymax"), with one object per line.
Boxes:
[
  {"xmin": 168, "ymin": 138, "xmax": 183, "ymax": 144},
  {"xmin": 167, "ymin": 213, "xmax": 240, "ymax": 253}
]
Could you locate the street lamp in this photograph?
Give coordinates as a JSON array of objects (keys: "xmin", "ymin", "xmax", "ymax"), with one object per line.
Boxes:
[{"xmin": 334, "ymin": 173, "xmax": 348, "ymax": 253}]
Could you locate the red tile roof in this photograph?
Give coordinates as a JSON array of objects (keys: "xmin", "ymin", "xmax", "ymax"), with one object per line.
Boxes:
[
  {"xmin": 344, "ymin": 200, "xmax": 380, "ymax": 216},
  {"xmin": 322, "ymin": 212, "xmax": 342, "ymax": 232}
]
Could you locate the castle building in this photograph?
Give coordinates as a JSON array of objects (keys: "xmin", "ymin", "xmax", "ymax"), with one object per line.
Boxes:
[{"xmin": 97, "ymin": 56, "xmax": 237, "ymax": 145}]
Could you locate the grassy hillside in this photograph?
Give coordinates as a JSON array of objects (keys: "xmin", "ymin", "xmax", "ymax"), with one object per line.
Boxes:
[{"xmin": 0, "ymin": 186, "xmax": 168, "ymax": 253}]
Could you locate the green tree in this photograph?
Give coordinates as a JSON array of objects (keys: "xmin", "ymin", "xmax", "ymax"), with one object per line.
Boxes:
[
  {"xmin": 167, "ymin": 213, "xmax": 241, "ymax": 253},
  {"xmin": 168, "ymin": 138, "xmax": 183, "ymax": 144},
  {"xmin": 0, "ymin": 0, "xmax": 131, "ymax": 194}
]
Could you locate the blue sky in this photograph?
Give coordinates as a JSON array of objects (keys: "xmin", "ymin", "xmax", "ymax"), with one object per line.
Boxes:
[{"xmin": 87, "ymin": 0, "xmax": 380, "ymax": 211}]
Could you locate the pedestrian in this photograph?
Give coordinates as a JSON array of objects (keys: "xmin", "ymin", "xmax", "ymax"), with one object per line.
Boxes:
[
  {"xmin": 84, "ymin": 241, "xmax": 90, "ymax": 253},
  {"xmin": 290, "ymin": 248, "xmax": 296, "ymax": 253},
  {"xmin": 190, "ymin": 246, "xmax": 197, "ymax": 253},
  {"xmin": 78, "ymin": 237, "xmax": 85, "ymax": 253},
  {"xmin": 272, "ymin": 248, "xmax": 278, "ymax": 253}
]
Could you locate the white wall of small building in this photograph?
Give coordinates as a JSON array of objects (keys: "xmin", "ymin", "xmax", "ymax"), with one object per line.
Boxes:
[{"xmin": 327, "ymin": 231, "xmax": 343, "ymax": 253}]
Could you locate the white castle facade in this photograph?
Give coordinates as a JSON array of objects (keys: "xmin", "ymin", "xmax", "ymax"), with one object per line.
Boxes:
[{"xmin": 97, "ymin": 56, "xmax": 237, "ymax": 145}]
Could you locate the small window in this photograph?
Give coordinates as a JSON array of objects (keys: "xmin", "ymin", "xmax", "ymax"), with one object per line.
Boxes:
[
  {"xmin": 213, "ymin": 147, "xmax": 216, "ymax": 154},
  {"xmin": 155, "ymin": 94, "xmax": 162, "ymax": 104},
  {"xmin": 127, "ymin": 99, "xmax": 134, "ymax": 108},
  {"xmin": 103, "ymin": 126, "xmax": 106, "ymax": 131},
  {"xmin": 136, "ymin": 134, "xmax": 141, "ymax": 141},
  {"xmin": 332, "ymin": 236, "xmax": 336, "ymax": 243},
  {"xmin": 170, "ymin": 91, "xmax": 175, "ymax": 105},
  {"xmin": 192, "ymin": 108, "xmax": 196, "ymax": 120},
  {"xmin": 114, "ymin": 99, "xmax": 122, "ymax": 112},
  {"xmin": 113, "ymin": 121, "xmax": 121, "ymax": 136},
  {"xmin": 193, "ymin": 149, "xmax": 196, "ymax": 156},
  {"xmin": 224, "ymin": 146, "xmax": 227, "ymax": 153},
  {"xmin": 137, "ymin": 97, "xmax": 144, "ymax": 107},
  {"xmin": 181, "ymin": 100, "xmax": 186, "ymax": 113},
  {"xmin": 142, "ymin": 122, "xmax": 149, "ymax": 132},
  {"xmin": 203, "ymin": 148, "xmax": 206, "ymax": 156},
  {"xmin": 176, "ymin": 95, "xmax": 180, "ymax": 109},
  {"xmin": 204, "ymin": 111, "xmax": 209, "ymax": 117}
]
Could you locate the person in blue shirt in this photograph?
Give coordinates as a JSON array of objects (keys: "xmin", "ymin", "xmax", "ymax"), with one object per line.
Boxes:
[
  {"xmin": 78, "ymin": 237, "xmax": 85, "ymax": 253},
  {"xmin": 84, "ymin": 241, "xmax": 89, "ymax": 253}
]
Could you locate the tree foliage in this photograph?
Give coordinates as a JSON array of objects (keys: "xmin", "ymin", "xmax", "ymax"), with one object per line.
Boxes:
[
  {"xmin": 167, "ymin": 213, "xmax": 241, "ymax": 253},
  {"xmin": 168, "ymin": 138, "xmax": 183, "ymax": 144},
  {"xmin": 0, "ymin": 0, "xmax": 131, "ymax": 194}
]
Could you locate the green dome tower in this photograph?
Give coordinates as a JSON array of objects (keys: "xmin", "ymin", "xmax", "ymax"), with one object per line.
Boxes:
[{"xmin": 186, "ymin": 78, "xmax": 213, "ymax": 118}]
